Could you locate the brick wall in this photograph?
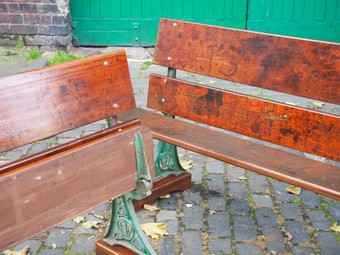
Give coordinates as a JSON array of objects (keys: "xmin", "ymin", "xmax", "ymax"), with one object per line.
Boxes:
[{"xmin": 0, "ymin": 0, "xmax": 72, "ymax": 48}]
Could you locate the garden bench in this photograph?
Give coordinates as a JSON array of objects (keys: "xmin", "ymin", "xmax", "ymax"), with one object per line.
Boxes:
[
  {"xmin": 0, "ymin": 51, "xmax": 157, "ymax": 255},
  {"xmin": 119, "ymin": 18, "xmax": 340, "ymax": 201}
]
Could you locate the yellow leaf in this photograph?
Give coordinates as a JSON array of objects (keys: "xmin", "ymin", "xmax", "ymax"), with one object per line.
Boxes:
[
  {"xmin": 81, "ymin": 220, "xmax": 100, "ymax": 229},
  {"xmin": 159, "ymin": 194, "xmax": 171, "ymax": 199},
  {"xmin": 238, "ymin": 176, "xmax": 247, "ymax": 180},
  {"xmin": 285, "ymin": 102, "xmax": 296, "ymax": 106},
  {"xmin": 3, "ymin": 246, "xmax": 29, "ymax": 255},
  {"xmin": 51, "ymin": 244, "xmax": 57, "ymax": 249},
  {"xmin": 330, "ymin": 224, "xmax": 340, "ymax": 233},
  {"xmin": 180, "ymin": 159, "xmax": 194, "ymax": 170},
  {"xmin": 285, "ymin": 185, "xmax": 301, "ymax": 195},
  {"xmin": 73, "ymin": 216, "xmax": 85, "ymax": 224},
  {"xmin": 141, "ymin": 222, "xmax": 169, "ymax": 239},
  {"xmin": 143, "ymin": 204, "xmax": 160, "ymax": 212},
  {"xmin": 312, "ymin": 102, "xmax": 325, "ymax": 108}
]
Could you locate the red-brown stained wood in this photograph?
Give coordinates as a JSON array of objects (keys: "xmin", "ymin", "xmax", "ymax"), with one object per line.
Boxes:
[
  {"xmin": 153, "ymin": 19, "xmax": 340, "ymax": 104},
  {"xmin": 96, "ymin": 240, "xmax": 139, "ymax": 255},
  {"xmin": 0, "ymin": 50, "xmax": 136, "ymax": 153},
  {"xmin": 0, "ymin": 123, "xmax": 154, "ymax": 251},
  {"xmin": 147, "ymin": 75, "xmax": 340, "ymax": 161},
  {"xmin": 118, "ymin": 108, "xmax": 340, "ymax": 200}
]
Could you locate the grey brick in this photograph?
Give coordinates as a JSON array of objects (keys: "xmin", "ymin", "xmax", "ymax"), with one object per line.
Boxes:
[
  {"xmin": 45, "ymin": 228, "xmax": 72, "ymax": 247},
  {"xmin": 69, "ymin": 235, "xmax": 96, "ymax": 254},
  {"xmin": 315, "ymin": 231, "xmax": 340, "ymax": 255},
  {"xmin": 39, "ymin": 249, "xmax": 64, "ymax": 255},
  {"xmin": 182, "ymin": 189, "xmax": 203, "ymax": 204},
  {"xmin": 278, "ymin": 203, "xmax": 303, "ymax": 220},
  {"xmin": 208, "ymin": 211, "xmax": 231, "ymax": 237},
  {"xmin": 14, "ymin": 240, "xmax": 42, "ymax": 255},
  {"xmin": 29, "ymin": 142, "xmax": 48, "ymax": 154},
  {"xmin": 156, "ymin": 210, "xmax": 178, "ymax": 235},
  {"xmin": 285, "ymin": 220, "xmax": 310, "ymax": 245},
  {"xmin": 57, "ymin": 219, "xmax": 76, "ymax": 229},
  {"xmin": 182, "ymin": 231, "xmax": 202, "ymax": 255},
  {"xmin": 183, "ymin": 205, "xmax": 204, "ymax": 229},
  {"xmin": 208, "ymin": 238, "xmax": 232, "ymax": 254},
  {"xmin": 262, "ymin": 227, "xmax": 286, "ymax": 253},
  {"xmin": 328, "ymin": 202, "xmax": 340, "ymax": 222},
  {"xmin": 191, "ymin": 165, "xmax": 203, "ymax": 184},
  {"xmin": 252, "ymin": 194, "xmax": 273, "ymax": 208},
  {"xmin": 255, "ymin": 208, "xmax": 278, "ymax": 228},
  {"xmin": 230, "ymin": 199, "xmax": 251, "ymax": 215},
  {"xmin": 306, "ymin": 210, "xmax": 331, "ymax": 229},
  {"xmin": 292, "ymin": 246, "xmax": 315, "ymax": 255},
  {"xmin": 207, "ymin": 174, "xmax": 226, "ymax": 195},
  {"xmin": 233, "ymin": 216, "xmax": 257, "ymax": 241},
  {"xmin": 273, "ymin": 182, "xmax": 295, "ymax": 203},
  {"xmin": 206, "ymin": 160, "xmax": 225, "ymax": 174},
  {"xmin": 159, "ymin": 237, "xmax": 176, "ymax": 255},
  {"xmin": 236, "ymin": 243, "xmax": 262, "ymax": 255},
  {"xmin": 299, "ymin": 190, "xmax": 321, "ymax": 209},
  {"xmin": 158, "ymin": 194, "xmax": 179, "ymax": 210},
  {"xmin": 208, "ymin": 196, "xmax": 226, "ymax": 211},
  {"xmin": 248, "ymin": 174, "xmax": 270, "ymax": 193},
  {"xmin": 229, "ymin": 182, "xmax": 247, "ymax": 199},
  {"xmin": 226, "ymin": 165, "xmax": 245, "ymax": 183}
]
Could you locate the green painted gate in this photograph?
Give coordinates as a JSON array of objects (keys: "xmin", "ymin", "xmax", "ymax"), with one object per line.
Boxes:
[
  {"xmin": 71, "ymin": 0, "xmax": 340, "ymax": 46},
  {"xmin": 70, "ymin": 0, "xmax": 247, "ymax": 46}
]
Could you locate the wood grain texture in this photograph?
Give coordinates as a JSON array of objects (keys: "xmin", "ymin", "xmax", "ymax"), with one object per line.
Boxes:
[
  {"xmin": 0, "ymin": 50, "xmax": 135, "ymax": 153},
  {"xmin": 118, "ymin": 108, "xmax": 340, "ymax": 200},
  {"xmin": 153, "ymin": 19, "xmax": 340, "ymax": 104},
  {"xmin": 0, "ymin": 123, "xmax": 154, "ymax": 251},
  {"xmin": 96, "ymin": 240, "xmax": 139, "ymax": 255},
  {"xmin": 147, "ymin": 75, "xmax": 339, "ymax": 161}
]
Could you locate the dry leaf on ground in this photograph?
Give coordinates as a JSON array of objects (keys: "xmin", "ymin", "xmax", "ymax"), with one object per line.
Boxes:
[
  {"xmin": 180, "ymin": 159, "xmax": 194, "ymax": 170},
  {"xmin": 143, "ymin": 204, "xmax": 160, "ymax": 212},
  {"xmin": 3, "ymin": 246, "xmax": 29, "ymax": 255},
  {"xmin": 238, "ymin": 176, "xmax": 247, "ymax": 180},
  {"xmin": 81, "ymin": 220, "xmax": 100, "ymax": 229},
  {"xmin": 330, "ymin": 223, "xmax": 340, "ymax": 233},
  {"xmin": 285, "ymin": 185, "xmax": 301, "ymax": 195},
  {"xmin": 159, "ymin": 194, "xmax": 171, "ymax": 199},
  {"xmin": 73, "ymin": 216, "xmax": 85, "ymax": 224},
  {"xmin": 285, "ymin": 231, "xmax": 293, "ymax": 241},
  {"xmin": 312, "ymin": 102, "xmax": 325, "ymax": 108},
  {"xmin": 141, "ymin": 222, "xmax": 169, "ymax": 239}
]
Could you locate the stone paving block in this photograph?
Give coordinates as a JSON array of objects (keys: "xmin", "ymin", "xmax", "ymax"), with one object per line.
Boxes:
[
  {"xmin": 278, "ymin": 203, "xmax": 303, "ymax": 220},
  {"xmin": 159, "ymin": 237, "xmax": 176, "ymax": 255},
  {"xmin": 262, "ymin": 227, "xmax": 286, "ymax": 253},
  {"xmin": 306, "ymin": 210, "xmax": 331, "ymax": 229},
  {"xmin": 233, "ymin": 215, "xmax": 257, "ymax": 241},
  {"xmin": 255, "ymin": 208, "xmax": 278, "ymax": 228},
  {"xmin": 57, "ymin": 219, "xmax": 76, "ymax": 229},
  {"xmin": 328, "ymin": 202, "xmax": 340, "ymax": 222},
  {"xmin": 14, "ymin": 240, "xmax": 42, "ymax": 255},
  {"xmin": 69, "ymin": 235, "xmax": 96, "ymax": 254},
  {"xmin": 208, "ymin": 238, "xmax": 232, "ymax": 254},
  {"xmin": 45, "ymin": 228, "xmax": 72, "ymax": 247},
  {"xmin": 182, "ymin": 189, "xmax": 203, "ymax": 204},
  {"xmin": 248, "ymin": 174, "xmax": 270, "ymax": 193},
  {"xmin": 188, "ymin": 152, "xmax": 207, "ymax": 166},
  {"xmin": 207, "ymin": 174, "xmax": 226, "ymax": 195},
  {"xmin": 226, "ymin": 165, "xmax": 245, "ymax": 183},
  {"xmin": 285, "ymin": 220, "xmax": 310, "ymax": 245},
  {"xmin": 315, "ymin": 231, "xmax": 340, "ymax": 255},
  {"xmin": 158, "ymin": 194, "xmax": 179, "ymax": 210},
  {"xmin": 29, "ymin": 142, "xmax": 49, "ymax": 154},
  {"xmin": 183, "ymin": 205, "xmax": 205, "ymax": 229},
  {"xmin": 208, "ymin": 196, "xmax": 226, "ymax": 211},
  {"xmin": 90, "ymin": 203, "xmax": 110, "ymax": 215},
  {"xmin": 252, "ymin": 194, "xmax": 273, "ymax": 208},
  {"xmin": 299, "ymin": 190, "xmax": 321, "ymax": 209},
  {"xmin": 190, "ymin": 165, "xmax": 203, "ymax": 184},
  {"xmin": 228, "ymin": 182, "xmax": 247, "ymax": 199},
  {"xmin": 39, "ymin": 249, "xmax": 64, "ymax": 255},
  {"xmin": 3, "ymin": 150, "xmax": 24, "ymax": 161},
  {"xmin": 272, "ymin": 182, "xmax": 295, "ymax": 203},
  {"xmin": 156, "ymin": 210, "xmax": 178, "ymax": 235},
  {"xmin": 230, "ymin": 199, "xmax": 251, "ymax": 215},
  {"xmin": 291, "ymin": 246, "xmax": 315, "ymax": 255},
  {"xmin": 206, "ymin": 160, "xmax": 225, "ymax": 174},
  {"xmin": 236, "ymin": 243, "xmax": 262, "ymax": 255},
  {"xmin": 208, "ymin": 211, "xmax": 231, "ymax": 237},
  {"xmin": 181, "ymin": 231, "xmax": 202, "ymax": 255}
]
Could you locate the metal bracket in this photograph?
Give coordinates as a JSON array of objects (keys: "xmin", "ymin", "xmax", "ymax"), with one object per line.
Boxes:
[{"xmin": 103, "ymin": 132, "xmax": 156, "ymax": 254}]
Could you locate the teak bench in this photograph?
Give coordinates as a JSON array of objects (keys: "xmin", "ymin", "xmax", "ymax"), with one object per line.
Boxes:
[
  {"xmin": 119, "ymin": 18, "xmax": 340, "ymax": 201},
  {"xmin": 0, "ymin": 51, "xmax": 157, "ymax": 255}
]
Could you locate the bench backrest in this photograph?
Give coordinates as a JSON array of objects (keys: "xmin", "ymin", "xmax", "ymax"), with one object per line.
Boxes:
[
  {"xmin": 0, "ymin": 50, "xmax": 135, "ymax": 153},
  {"xmin": 148, "ymin": 19, "xmax": 340, "ymax": 161},
  {"xmin": 0, "ymin": 120, "xmax": 154, "ymax": 251}
]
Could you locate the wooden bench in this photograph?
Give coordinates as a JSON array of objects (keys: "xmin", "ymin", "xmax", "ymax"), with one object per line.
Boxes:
[
  {"xmin": 0, "ymin": 51, "xmax": 157, "ymax": 255},
  {"xmin": 119, "ymin": 18, "xmax": 340, "ymax": 201}
]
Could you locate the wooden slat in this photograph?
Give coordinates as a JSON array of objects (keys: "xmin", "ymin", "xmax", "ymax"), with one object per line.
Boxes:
[
  {"xmin": 0, "ymin": 122, "xmax": 154, "ymax": 251},
  {"xmin": 153, "ymin": 18, "xmax": 340, "ymax": 104},
  {"xmin": 147, "ymin": 75, "xmax": 340, "ymax": 161},
  {"xmin": 118, "ymin": 108, "xmax": 340, "ymax": 200},
  {"xmin": 0, "ymin": 50, "xmax": 135, "ymax": 153}
]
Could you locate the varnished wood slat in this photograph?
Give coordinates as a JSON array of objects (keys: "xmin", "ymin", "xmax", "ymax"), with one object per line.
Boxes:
[
  {"xmin": 153, "ymin": 19, "xmax": 340, "ymax": 104},
  {"xmin": 118, "ymin": 108, "xmax": 340, "ymax": 200},
  {"xmin": 0, "ymin": 50, "xmax": 136, "ymax": 153},
  {"xmin": 0, "ymin": 124, "xmax": 154, "ymax": 251},
  {"xmin": 96, "ymin": 240, "xmax": 138, "ymax": 255},
  {"xmin": 147, "ymin": 75, "xmax": 340, "ymax": 161}
]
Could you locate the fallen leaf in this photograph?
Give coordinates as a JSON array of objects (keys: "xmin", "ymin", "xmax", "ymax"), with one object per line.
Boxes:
[
  {"xmin": 208, "ymin": 80, "xmax": 216, "ymax": 84},
  {"xmin": 238, "ymin": 176, "xmax": 247, "ymax": 180},
  {"xmin": 180, "ymin": 159, "xmax": 194, "ymax": 170},
  {"xmin": 330, "ymin": 223, "xmax": 340, "ymax": 233},
  {"xmin": 159, "ymin": 194, "xmax": 171, "ymax": 199},
  {"xmin": 185, "ymin": 204, "xmax": 193, "ymax": 208},
  {"xmin": 209, "ymin": 210, "xmax": 216, "ymax": 215},
  {"xmin": 3, "ymin": 246, "xmax": 29, "ymax": 255},
  {"xmin": 312, "ymin": 102, "xmax": 325, "ymax": 108},
  {"xmin": 143, "ymin": 204, "xmax": 160, "ymax": 212},
  {"xmin": 73, "ymin": 216, "xmax": 85, "ymax": 224},
  {"xmin": 285, "ymin": 185, "xmax": 301, "ymax": 195},
  {"xmin": 93, "ymin": 213, "xmax": 104, "ymax": 220},
  {"xmin": 285, "ymin": 231, "xmax": 293, "ymax": 241},
  {"xmin": 285, "ymin": 102, "xmax": 296, "ymax": 106},
  {"xmin": 141, "ymin": 222, "xmax": 169, "ymax": 239},
  {"xmin": 81, "ymin": 220, "xmax": 100, "ymax": 229},
  {"xmin": 51, "ymin": 244, "xmax": 57, "ymax": 249}
]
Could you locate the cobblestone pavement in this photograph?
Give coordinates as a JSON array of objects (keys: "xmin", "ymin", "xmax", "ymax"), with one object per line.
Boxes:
[{"xmin": 0, "ymin": 46, "xmax": 339, "ymax": 255}]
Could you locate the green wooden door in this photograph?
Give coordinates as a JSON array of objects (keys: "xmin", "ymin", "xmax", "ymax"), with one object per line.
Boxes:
[
  {"xmin": 247, "ymin": 0, "xmax": 340, "ymax": 43},
  {"xmin": 70, "ymin": 0, "xmax": 247, "ymax": 46}
]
